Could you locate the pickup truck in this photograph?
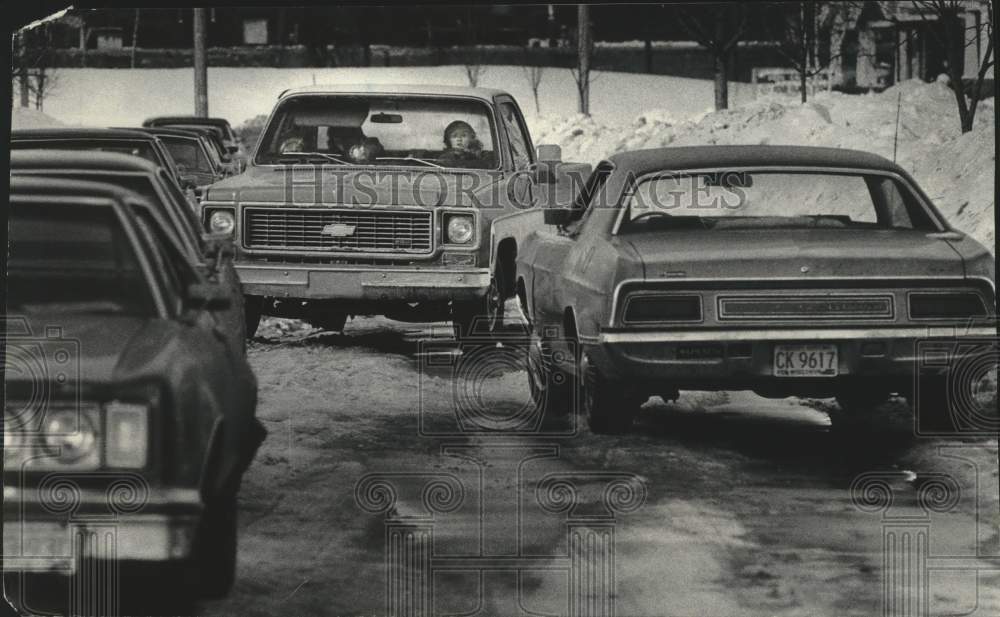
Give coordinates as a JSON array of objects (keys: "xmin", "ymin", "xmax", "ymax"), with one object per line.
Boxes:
[{"xmin": 200, "ymin": 84, "xmax": 587, "ymax": 338}]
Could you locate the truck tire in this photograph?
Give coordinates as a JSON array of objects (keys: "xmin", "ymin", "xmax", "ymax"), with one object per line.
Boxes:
[{"xmin": 244, "ymin": 296, "xmax": 263, "ymax": 339}]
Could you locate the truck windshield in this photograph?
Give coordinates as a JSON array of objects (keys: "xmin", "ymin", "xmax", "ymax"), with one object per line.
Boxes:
[
  {"xmin": 256, "ymin": 95, "xmax": 500, "ymax": 170},
  {"xmin": 623, "ymin": 171, "xmax": 936, "ymax": 232}
]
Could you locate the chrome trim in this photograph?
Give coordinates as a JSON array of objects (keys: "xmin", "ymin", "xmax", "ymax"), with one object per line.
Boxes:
[
  {"xmin": 597, "ymin": 326, "xmax": 999, "ymax": 345},
  {"xmin": 717, "ymin": 294, "xmax": 894, "ymax": 321},
  {"xmin": 610, "ymin": 166, "xmax": 949, "ymax": 236}
]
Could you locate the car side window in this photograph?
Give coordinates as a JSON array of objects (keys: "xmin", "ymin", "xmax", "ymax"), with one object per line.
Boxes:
[
  {"xmin": 499, "ymin": 102, "xmax": 532, "ymax": 170},
  {"xmin": 132, "ymin": 210, "xmax": 197, "ymax": 315}
]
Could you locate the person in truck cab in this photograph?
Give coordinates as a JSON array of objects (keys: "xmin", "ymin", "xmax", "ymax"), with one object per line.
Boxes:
[{"xmin": 439, "ymin": 120, "xmax": 490, "ymax": 166}]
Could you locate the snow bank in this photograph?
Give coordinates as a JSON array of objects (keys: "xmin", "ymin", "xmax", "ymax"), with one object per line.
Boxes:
[
  {"xmin": 10, "ymin": 106, "xmax": 65, "ymax": 129},
  {"xmin": 529, "ymin": 79, "xmax": 995, "ymax": 252}
]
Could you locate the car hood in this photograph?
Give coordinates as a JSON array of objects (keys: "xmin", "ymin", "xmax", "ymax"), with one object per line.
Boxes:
[
  {"xmin": 5, "ymin": 313, "xmax": 181, "ymax": 387},
  {"xmin": 204, "ymin": 165, "xmax": 506, "ymax": 208},
  {"xmin": 622, "ymin": 228, "xmax": 967, "ymax": 280}
]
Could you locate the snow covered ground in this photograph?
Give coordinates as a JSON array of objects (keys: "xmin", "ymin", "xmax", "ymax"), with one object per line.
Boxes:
[{"xmin": 14, "ymin": 66, "xmax": 994, "ymax": 250}]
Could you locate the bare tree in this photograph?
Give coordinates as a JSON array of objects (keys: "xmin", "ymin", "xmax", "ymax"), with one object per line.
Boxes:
[
  {"xmin": 522, "ymin": 46, "xmax": 546, "ymax": 114},
  {"xmin": 677, "ymin": 3, "xmax": 748, "ymax": 110},
  {"xmin": 570, "ymin": 4, "xmax": 593, "ymax": 115},
  {"xmin": 910, "ymin": 0, "xmax": 994, "ymax": 133},
  {"xmin": 13, "ymin": 20, "xmax": 60, "ymax": 111},
  {"xmin": 763, "ymin": 1, "xmax": 827, "ymax": 103}
]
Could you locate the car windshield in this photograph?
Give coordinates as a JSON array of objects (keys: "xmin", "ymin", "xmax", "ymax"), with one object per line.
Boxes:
[
  {"xmin": 11, "ymin": 139, "xmax": 160, "ymax": 165},
  {"xmin": 624, "ymin": 170, "xmax": 934, "ymax": 231},
  {"xmin": 256, "ymin": 95, "xmax": 499, "ymax": 169},
  {"xmin": 7, "ymin": 202, "xmax": 155, "ymax": 315},
  {"xmin": 160, "ymin": 136, "xmax": 215, "ymax": 175}
]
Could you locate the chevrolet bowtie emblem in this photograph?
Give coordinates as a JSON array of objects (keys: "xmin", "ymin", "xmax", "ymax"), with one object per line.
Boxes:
[{"xmin": 321, "ymin": 223, "xmax": 356, "ymax": 237}]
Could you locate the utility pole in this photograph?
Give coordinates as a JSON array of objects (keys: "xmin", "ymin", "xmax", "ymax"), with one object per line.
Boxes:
[
  {"xmin": 576, "ymin": 4, "xmax": 591, "ymax": 115},
  {"xmin": 193, "ymin": 8, "xmax": 208, "ymax": 116}
]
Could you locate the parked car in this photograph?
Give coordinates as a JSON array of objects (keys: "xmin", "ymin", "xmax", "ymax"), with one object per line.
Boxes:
[
  {"xmin": 4, "ymin": 175, "xmax": 264, "ymax": 610},
  {"xmin": 200, "ymin": 84, "xmax": 585, "ymax": 337},
  {"xmin": 10, "ymin": 127, "xmax": 187, "ymax": 192},
  {"xmin": 123, "ymin": 126, "xmax": 231, "ymax": 191},
  {"xmin": 10, "ymin": 149, "xmax": 247, "ymax": 353},
  {"xmin": 143, "ymin": 115, "xmax": 247, "ymax": 166},
  {"xmin": 171, "ymin": 124, "xmax": 244, "ymax": 175},
  {"xmin": 492, "ymin": 145, "xmax": 997, "ymax": 433}
]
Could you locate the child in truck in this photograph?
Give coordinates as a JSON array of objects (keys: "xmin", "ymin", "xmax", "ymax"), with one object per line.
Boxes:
[{"xmin": 440, "ymin": 120, "xmax": 490, "ymax": 166}]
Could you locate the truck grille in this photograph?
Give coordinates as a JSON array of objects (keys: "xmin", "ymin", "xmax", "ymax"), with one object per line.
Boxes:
[
  {"xmin": 243, "ymin": 207, "xmax": 433, "ymax": 254},
  {"xmin": 717, "ymin": 295, "xmax": 894, "ymax": 320}
]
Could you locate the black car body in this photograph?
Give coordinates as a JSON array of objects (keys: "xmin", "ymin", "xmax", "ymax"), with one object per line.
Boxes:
[
  {"xmin": 9, "ymin": 149, "xmax": 247, "ymax": 353},
  {"xmin": 3, "ymin": 176, "xmax": 264, "ymax": 609}
]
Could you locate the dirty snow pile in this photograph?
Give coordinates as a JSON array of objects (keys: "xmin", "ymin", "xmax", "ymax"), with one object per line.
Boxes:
[
  {"xmin": 10, "ymin": 106, "xmax": 65, "ymax": 129},
  {"xmin": 529, "ymin": 78, "xmax": 995, "ymax": 252}
]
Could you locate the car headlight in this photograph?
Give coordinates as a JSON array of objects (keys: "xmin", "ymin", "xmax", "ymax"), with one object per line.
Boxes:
[
  {"xmin": 43, "ymin": 409, "xmax": 99, "ymax": 466},
  {"xmin": 446, "ymin": 214, "xmax": 474, "ymax": 244},
  {"xmin": 105, "ymin": 402, "xmax": 149, "ymax": 468},
  {"xmin": 209, "ymin": 210, "xmax": 236, "ymax": 235}
]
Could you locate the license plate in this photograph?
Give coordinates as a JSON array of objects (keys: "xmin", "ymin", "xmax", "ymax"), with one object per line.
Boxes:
[{"xmin": 773, "ymin": 344, "xmax": 838, "ymax": 377}]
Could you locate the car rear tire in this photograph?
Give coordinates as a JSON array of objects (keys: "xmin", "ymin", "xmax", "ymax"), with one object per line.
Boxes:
[
  {"xmin": 583, "ymin": 355, "xmax": 639, "ymax": 434},
  {"xmin": 194, "ymin": 495, "xmax": 238, "ymax": 600}
]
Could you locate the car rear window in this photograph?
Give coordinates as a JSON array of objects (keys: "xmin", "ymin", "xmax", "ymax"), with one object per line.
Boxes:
[
  {"xmin": 7, "ymin": 202, "xmax": 156, "ymax": 316},
  {"xmin": 624, "ymin": 171, "xmax": 935, "ymax": 232},
  {"xmin": 160, "ymin": 137, "xmax": 214, "ymax": 174}
]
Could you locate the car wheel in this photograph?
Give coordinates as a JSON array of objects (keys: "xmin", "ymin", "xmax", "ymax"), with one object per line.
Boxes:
[
  {"xmin": 194, "ymin": 495, "xmax": 238, "ymax": 600},
  {"xmin": 527, "ymin": 331, "xmax": 576, "ymax": 416},
  {"xmin": 309, "ymin": 311, "xmax": 348, "ymax": 333},
  {"xmin": 486, "ymin": 274, "xmax": 505, "ymax": 333},
  {"xmin": 583, "ymin": 355, "xmax": 638, "ymax": 434},
  {"xmin": 244, "ymin": 296, "xmax": 263, "ymax": 339}
]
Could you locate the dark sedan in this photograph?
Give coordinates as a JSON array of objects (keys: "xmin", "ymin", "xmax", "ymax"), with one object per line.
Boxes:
[{"xmin": 4, "ymin": 176, "xmax": 265, "ymax": 611}]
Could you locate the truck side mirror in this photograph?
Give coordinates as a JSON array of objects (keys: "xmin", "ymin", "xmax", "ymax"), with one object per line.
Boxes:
[{"xmin": 536, "ymin": 144, "xmax": 562, "ymax": 162}]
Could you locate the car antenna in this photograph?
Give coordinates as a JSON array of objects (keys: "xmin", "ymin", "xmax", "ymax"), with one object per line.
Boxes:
[{"xmin": 892, "ymin": 91, "xmax": 902, "ymax": 163}]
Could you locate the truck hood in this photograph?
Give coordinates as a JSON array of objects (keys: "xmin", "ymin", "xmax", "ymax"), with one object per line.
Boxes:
[
  {"xmin": 204, "ymin": 166, "xmax": 506, "ymax": 208},
  {"xmin": 622, "ymin": 229, "xmax": 967, "ymax": 280}
]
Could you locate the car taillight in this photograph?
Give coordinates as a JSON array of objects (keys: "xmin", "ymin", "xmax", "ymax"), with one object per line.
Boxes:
[
  {"xmin": 909, "ymin": 293, "xmax": 988, "ymax": 319},
  {"xmin": 623, "ymin": 295, "xmax": 702, "ymax": 323},
  {"xmin": 105, "ymin": 402, "xmax": 149, "ymax": 468}
]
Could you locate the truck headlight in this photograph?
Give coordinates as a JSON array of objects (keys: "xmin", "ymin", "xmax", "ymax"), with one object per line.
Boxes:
[
  {"xmin": 43, "ymin": 409, "xmax": 99, "ymax": 466},
  {"xmin": 209, "ymin": 210, "xmax": 236, "ymax": 235},
  {"xmin": 446, "ymin": 214, "xmax": 474, "ymax": 244},
  {"xmin": 105, "ymin": 402, "xmax": 149, "ymax": 468}
]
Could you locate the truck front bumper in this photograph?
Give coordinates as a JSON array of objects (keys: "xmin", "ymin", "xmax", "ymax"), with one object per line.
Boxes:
[
  {"xmin": 2, "ymin": 485, "xmax": 202, "ymax": 573},
  {"xmin": 236, "ymin": 263, "xmax": 491, "ymax": 302}
]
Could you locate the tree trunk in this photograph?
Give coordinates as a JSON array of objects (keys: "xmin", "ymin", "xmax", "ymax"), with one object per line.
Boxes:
[
  {"xmin": 800, "ymin": 68, "xmax": 808, "ymax": 103},
  {"xmin": 193, "ymin": 8, "xmax": 209, "ymax": 117},
  {"xmin": 577, "ymin": 4, "xmax": 591, "ymax": 115}
]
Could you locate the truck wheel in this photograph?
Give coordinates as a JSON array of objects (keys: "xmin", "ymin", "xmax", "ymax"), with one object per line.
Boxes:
[
  {"xmin": 583, "ymin": 356, "xmax": 638, "ymax": 434},
  {"xmin": 310, "ymin": 311, "xmax": 348, "ymax": 333},
  {"xmin": 194, "ymin": 495, "xmax": 238, "ymax": 599},
  {"xmin": 244, "ymin": 296, "xmax": 263, "ymax": 339}
]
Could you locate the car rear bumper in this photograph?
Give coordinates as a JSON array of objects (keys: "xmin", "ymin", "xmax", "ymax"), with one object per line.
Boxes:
[
  {"xmin": 582, "ymin": 326, "xmax": 997, "ymax": 390},
  {"xmin": 235, "ymin": 263, "xmax": 491, "ymax": 301},
  {"xmin": 2, "ymin": 486, "xmax": 202, "ymax": 573}
]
